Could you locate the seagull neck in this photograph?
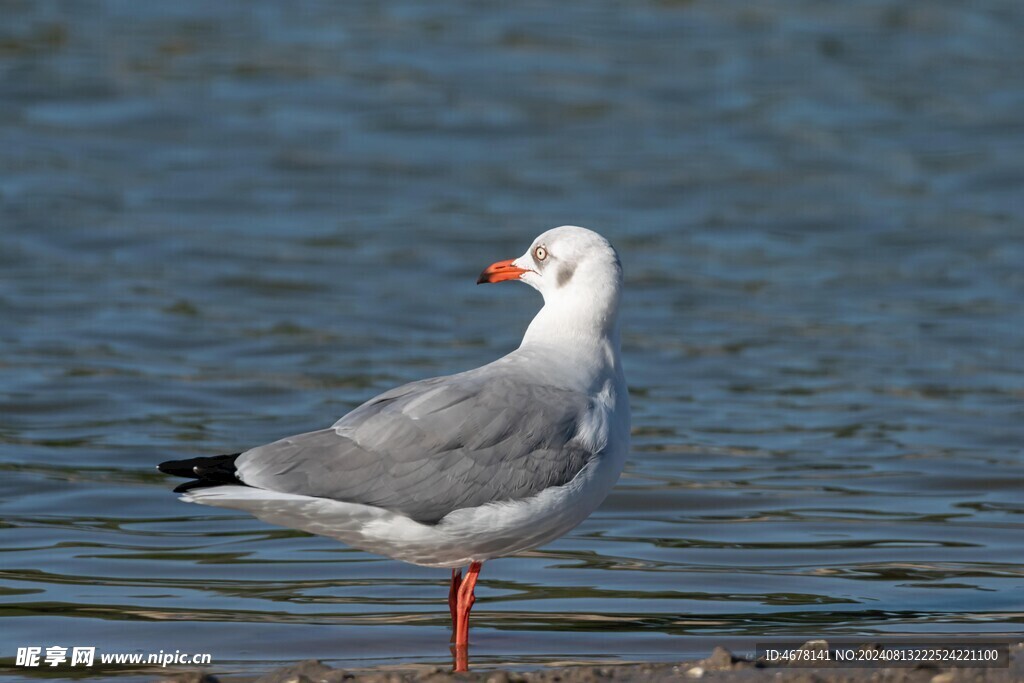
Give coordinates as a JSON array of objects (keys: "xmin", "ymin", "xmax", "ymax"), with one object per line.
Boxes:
[{"xmin": 518, "ymin": 301, "xmax": 623, "ymax": 386}]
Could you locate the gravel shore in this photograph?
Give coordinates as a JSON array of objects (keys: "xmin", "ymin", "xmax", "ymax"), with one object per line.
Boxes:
[{"xmin": 160, "ymin": 641, "xmax": 1023, "ymax": 683}]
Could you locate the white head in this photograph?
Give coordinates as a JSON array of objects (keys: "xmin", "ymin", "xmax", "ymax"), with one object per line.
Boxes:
[{"xmin": 478, "ymin": 226, "xmax": 623, "ymax": 345}]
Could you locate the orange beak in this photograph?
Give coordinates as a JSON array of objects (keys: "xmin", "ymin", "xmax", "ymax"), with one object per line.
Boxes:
[{"xmin": 477, "ymin": 258, "xmax": 529, "ymax": 284}]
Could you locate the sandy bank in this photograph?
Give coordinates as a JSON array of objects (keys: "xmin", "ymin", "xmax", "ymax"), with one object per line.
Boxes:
[{"xmin": 160, "ymin": 641, "xmax": 1023, "ymax": 683}]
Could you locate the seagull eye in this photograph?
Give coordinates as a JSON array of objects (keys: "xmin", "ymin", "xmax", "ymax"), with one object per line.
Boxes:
[{"xmin": 534, "ymin": 246, "xmax": 548, "ymax": 261}]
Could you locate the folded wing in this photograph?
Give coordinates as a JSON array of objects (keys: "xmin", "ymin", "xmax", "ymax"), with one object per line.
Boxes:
[{"xmin": 234, "ymin": 370, "xmax": 595, "ymax": 524}]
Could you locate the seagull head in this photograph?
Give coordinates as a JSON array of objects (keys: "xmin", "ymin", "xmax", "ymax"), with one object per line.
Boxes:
[{"xmin": 478, "ymin": 226, "xmax": 623, "ymax": 341}]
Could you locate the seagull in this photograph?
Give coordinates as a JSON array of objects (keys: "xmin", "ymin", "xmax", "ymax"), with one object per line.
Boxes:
[{"xmin": 158, "ymin": 225, "xmax": 630, "ymax": 670}]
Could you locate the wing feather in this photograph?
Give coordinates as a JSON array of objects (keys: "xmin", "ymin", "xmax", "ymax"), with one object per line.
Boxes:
[{"xmin": 235, "ymin": 368, "xmax": 595, "ymax": 524}]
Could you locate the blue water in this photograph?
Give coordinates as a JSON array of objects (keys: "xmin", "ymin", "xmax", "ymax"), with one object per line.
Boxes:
[{"xmin": 2, "ymin": 1, "xmax": 1023, "ymax": 680}]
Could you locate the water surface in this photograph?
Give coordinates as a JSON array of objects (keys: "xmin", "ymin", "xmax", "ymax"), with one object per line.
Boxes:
[{"xmin": 2, "ymin": 0, "xmax": 1023, "ymax": 680}]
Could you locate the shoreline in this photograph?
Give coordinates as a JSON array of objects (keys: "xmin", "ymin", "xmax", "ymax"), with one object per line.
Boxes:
[{"xmin": 160, "ymin": 641, "xmax": 1023, "ymax": 683}]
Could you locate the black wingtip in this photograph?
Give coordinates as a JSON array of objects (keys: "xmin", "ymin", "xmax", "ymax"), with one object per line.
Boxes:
[
  {"xmin": 157, "ymin": 458, "xmax": 199, "ymax": 478},
  {"xmin": 158, "ymin": 453, "xmax": 242, "ymax": 482}
]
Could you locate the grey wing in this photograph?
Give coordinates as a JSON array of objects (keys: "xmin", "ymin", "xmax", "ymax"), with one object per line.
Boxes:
[{"xmin": 234, "ymin": 371, "xmax": 594, "ymax": 523}]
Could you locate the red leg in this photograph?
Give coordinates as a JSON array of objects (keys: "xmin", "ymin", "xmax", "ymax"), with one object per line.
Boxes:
[
  {"xmin": 452, "ymin": 643, "xmax": 469, "ymax": 673},
  {"xmin": 448, "ymin": 569, "xmax": 462, "ymax": 639},
  {"xmin": 454, "ymin": 561, "xmax": 482, "ymax": 647}
]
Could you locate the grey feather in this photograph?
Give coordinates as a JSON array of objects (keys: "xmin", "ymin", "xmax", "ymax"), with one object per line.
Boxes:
[
  {"xmin": 556, "ymin": 262, "xmax": 576, "ymax": 287},
  {"xmin": 235, "ymin": 365, "xmax": 595, "ymax": 524}
]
